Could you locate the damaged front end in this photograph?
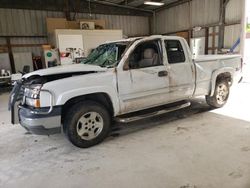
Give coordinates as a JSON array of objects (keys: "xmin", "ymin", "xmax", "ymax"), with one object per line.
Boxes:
[
  {"xmin": 8, "ymin": 75, "xmax": 61, "ymax": 135},
  {"xmin": 9, "ymin": 74, "xmax": 44, "ymax": 122},
  {"xmin": 8, "ymin": 71, "xmax": 96, "ymax": 134},
  {"xmin": 9, "ymin": 75, "xmax": 47, "ymax": 125}
]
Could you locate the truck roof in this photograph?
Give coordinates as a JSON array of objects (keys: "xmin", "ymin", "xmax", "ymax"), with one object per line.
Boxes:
[{"xmin": 105, "ymin": 35, "xmax": 184, "ymax": 44}]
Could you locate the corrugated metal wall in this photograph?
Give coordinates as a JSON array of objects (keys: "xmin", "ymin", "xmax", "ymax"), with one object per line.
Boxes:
[
  {"xmin": 224, "ymin": 0, "xmax": 243, "ymax": 52},
  {"xmin": 0, "ymin": 8, "xmax": 150, "ymax": 56},
  {"xmin": 191, "ymin": 0, "xmax": 220, "ymax": 27},
  {"xmin": 225, "ymin": 0, "xmax": 243, "ymax": 23},
  {"xmin": 0, "ymin": 9, "xmax": 64, "ymax": 36},
  {"xmin": 156, "ymin": 3, "xmax": 190, "ymax": 34},
  {"xmin": 92, "ymin": 14, "xmax": 149, "ymax": 37},
  {"xmin": 0, "ymin": 8, "xmax": 149, "ymax": 37},
  {"xmin": 224, "ymin": 24, "xmax": 241, "ymax": 49},
  {"xmin": 155, "ymin": 0, "xmax": 243, "ymax": 52},
  {"xmin": 155, "ymin": 0, "xmax": 220, "ymax": 34},
  {"xmin": 11, "ymin": 38, "xmax": 47, "ymax": 56}
]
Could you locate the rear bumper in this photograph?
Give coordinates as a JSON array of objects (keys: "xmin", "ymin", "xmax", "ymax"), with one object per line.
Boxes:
[
  {"xmin": 234, "ymin": 71, "xmax": 243, "ymax": 84},
  {"xmin": 19, "ymin": 106, "xmax": 62, "ymax": 135}
]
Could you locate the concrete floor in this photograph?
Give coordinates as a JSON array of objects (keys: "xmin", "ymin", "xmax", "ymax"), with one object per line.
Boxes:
[{"xmin": 0, "ymin": 82, "xmax": 250, "ymax": 188}]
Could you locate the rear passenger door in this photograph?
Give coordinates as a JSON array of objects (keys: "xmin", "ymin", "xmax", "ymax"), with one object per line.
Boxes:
[{"xmin": 164, "ymin": 39, "xmax": 195, "ymax": 101}]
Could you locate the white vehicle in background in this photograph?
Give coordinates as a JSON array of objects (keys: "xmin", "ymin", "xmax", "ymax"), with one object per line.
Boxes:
[{"xmin": 9, "ymin": 35, "xmax": 243, "ymax": 148}]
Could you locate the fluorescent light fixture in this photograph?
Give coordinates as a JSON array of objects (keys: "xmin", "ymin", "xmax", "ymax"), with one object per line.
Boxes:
[{"xmin": 144, "ymin": 1, "xmax": 164, "ymax": 6}]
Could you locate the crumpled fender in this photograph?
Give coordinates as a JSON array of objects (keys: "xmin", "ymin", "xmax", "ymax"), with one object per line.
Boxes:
[{"xmin": 58, "ymin": 86, "xmax": 119, "ymax": 114}]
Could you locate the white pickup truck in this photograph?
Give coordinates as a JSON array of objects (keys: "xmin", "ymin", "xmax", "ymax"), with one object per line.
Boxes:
[{"xmin": 9, "ymin": 35, "xmax": 242, "ymax": 148}]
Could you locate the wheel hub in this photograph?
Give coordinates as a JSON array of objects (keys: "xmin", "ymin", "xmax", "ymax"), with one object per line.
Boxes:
[
  {"xmin": 216, "ymin": 83, "xmax": 229, "ymax": 105},
  {"xmin": 76, "ymin": 112, "xmax": 104, "ymax": 140}
]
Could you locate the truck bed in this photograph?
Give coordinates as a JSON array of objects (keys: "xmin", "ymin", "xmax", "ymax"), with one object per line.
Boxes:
[
  {"xmin": 193, "ymin": 54, "xmax": 242, "ymax": 97},
  {"xmin": 194, "ymin": 54, "xmax": 241, "ymax": 62}
]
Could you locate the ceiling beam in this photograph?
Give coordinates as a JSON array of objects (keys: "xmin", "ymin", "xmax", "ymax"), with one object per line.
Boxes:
[
  {"xmin": 136, "ymin": 0, "xmax": 165, "ymax": 10},
  {"xmin": 136, "ymin": 4, "xmax": 151, "ymax": 9},
  {"xmin": 119, "ymin": 0, "xmax": 138, "ymax": 5},
  {"xmin": 93, "ymin": 0, "xmax": 153, "ymax": 13},
  {"xmin": 0, "ymin": 0, "xmax": 153, "ymax": 16}
]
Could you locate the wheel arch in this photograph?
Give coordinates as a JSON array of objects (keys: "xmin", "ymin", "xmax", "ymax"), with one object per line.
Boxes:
[
  {"xmin": 209, "ymin": 67, "xmax": 234, "ymax": 96},
  {"xmin": 61, "ymin": 92, "xmax": 115, "ymax": 126}
]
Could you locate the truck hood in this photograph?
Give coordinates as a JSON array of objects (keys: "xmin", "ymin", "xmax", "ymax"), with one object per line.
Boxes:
[{"xmin": 23, "ymin": 64, "xmax": 107, "ymax": 78}]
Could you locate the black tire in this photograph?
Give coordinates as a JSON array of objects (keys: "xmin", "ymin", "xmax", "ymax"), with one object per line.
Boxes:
[
  {"xmin": 64, "ymin": 101, "xmax": 111, "ymax": 148},
  {"xmin": 206, "ymin": 80, "xmax": 230, "ymax": 108}
]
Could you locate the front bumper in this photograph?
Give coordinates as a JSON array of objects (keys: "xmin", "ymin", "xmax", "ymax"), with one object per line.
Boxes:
[
  {"xmin": 19, "ymin": 106, "xmax": 62, "ymax": 135},
  {"xmin": 9, "ymin": 82, "xmax": 61, "ymax": 135}
]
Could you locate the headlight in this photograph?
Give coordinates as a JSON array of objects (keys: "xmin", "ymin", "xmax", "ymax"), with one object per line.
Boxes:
[
  {"xmin": 24, "ymin": 84, "xmax": 42, "ymax": 107},
  {"xmin": 24, "ymin": 84, "xmax": 42, "ymax": 99},
  {"xmin": 25, "ymin": 98, "xmax": 41, "ymax": 108}
]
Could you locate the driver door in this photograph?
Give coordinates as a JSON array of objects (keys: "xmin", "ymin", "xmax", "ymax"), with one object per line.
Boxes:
[{"xmin": 117, "ymin": 39, "xmax": 170, "ymax": 114}]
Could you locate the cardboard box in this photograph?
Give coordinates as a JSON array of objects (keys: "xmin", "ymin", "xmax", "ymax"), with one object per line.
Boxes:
[
  {"xmin": 46, "ymin": 18, "xmax": 106, "ymax": 34},
  {"xmin": 78, "ymin": 19, "xmax": 106, "ymax": 29},
  {"xmin": 46, "ymin": 18, "xmax": 67, "ymax": 34},
  {"xmin": 67, "ymin": 21, "xmax": 79, "ymax": 29},
  {"xmin": 42, "ymin": 45, "xmax": 52, "ymax": 51},
  {"xmin": 80, "ymin": 22, "xmax": 95, "ymax": 30}
]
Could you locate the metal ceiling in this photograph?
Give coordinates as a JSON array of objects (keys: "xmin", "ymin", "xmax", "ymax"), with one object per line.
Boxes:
[
  {"xmin": 0, "ymin": 0, "xmax": 184, "ymax": 17},
  {"xmin": 93, "ymin": 0, "xmax": 180, "ymax": 10}
]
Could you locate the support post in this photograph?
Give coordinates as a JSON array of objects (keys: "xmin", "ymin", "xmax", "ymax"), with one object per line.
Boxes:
[
  {"xmin": 153, "ymin": 11, "xmax": 156, "ymax": 34},
  {"xmin": 6, "ymin": 37, "xmax": 16, "ymax": 73},
  {"xmin": 240, "ymin": 0, "xmax": 246, "ymax": 57},
  {"xmin": 64, "ymin": 0, "xmax": 71, "ymax": 21},
  {"xmin": 218, "ymin": 0, "xmax": 230, "ymax": 51},
  {"xmin": 188, "ymin": 0, "xmax": 192, "ymax": 45},
  {"xmin": 205, "ymin": 27, "xmax": 209, "ymax": 54}
]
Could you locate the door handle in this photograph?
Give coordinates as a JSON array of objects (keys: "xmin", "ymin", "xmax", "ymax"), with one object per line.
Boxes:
[{"xmin": 158, "ymin": 71, "xmax": 168, "ymax": 77}]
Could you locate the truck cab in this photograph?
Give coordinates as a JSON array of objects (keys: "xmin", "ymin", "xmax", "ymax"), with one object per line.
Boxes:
[{"xmin": 117, "ymin": 36, "xmax": 195, "ymax": 113}]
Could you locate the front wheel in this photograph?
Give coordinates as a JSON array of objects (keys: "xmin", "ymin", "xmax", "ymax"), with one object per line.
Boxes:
[
  {"xmin": 64, "ymin": 101, "xmax": 111, "ymax": 148},
  {"xmin": 206, "ymin": 80, "xmax": 230, "ymax": 108}
]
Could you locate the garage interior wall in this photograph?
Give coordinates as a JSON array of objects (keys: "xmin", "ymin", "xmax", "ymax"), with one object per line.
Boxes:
[
  {"xmin": 224, "ymin": 0, "xmax": 243, "ymax": 50},
  {"xmin": 0, "ymin": 8, "xmax": 150, "ymax": 56},
  {"xmin": 155, "ymin": 0, "xmax": 243, "ymax": 53}
]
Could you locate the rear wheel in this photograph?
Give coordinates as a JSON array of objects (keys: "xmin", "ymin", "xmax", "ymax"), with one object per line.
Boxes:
[
  {"xmin": 206, "ymin": 80, "xmax": 230, "ymax": 108},
  {"xmin": 64, "ymin": 101, "xmax": 111, "ymax": 148}
]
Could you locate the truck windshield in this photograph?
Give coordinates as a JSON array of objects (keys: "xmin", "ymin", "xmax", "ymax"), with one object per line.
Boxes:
[{"xmin": 81, "ymin": 42, "xmax": 129, "ymax": 68}]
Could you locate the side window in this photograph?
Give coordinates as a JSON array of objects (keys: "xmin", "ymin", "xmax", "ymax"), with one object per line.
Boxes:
[
  {"xmin": 128, "ymin": 40, "xmax": 163, "ymax": 69},
  {"xmin": 165, "ymin": 40, "xmax": 185, "ymax": 64}
]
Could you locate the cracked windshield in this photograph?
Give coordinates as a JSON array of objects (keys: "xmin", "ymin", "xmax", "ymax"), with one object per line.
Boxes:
[{"xmin": 81, "ymin": 42, "xmax": 129, "ymax": 68}]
